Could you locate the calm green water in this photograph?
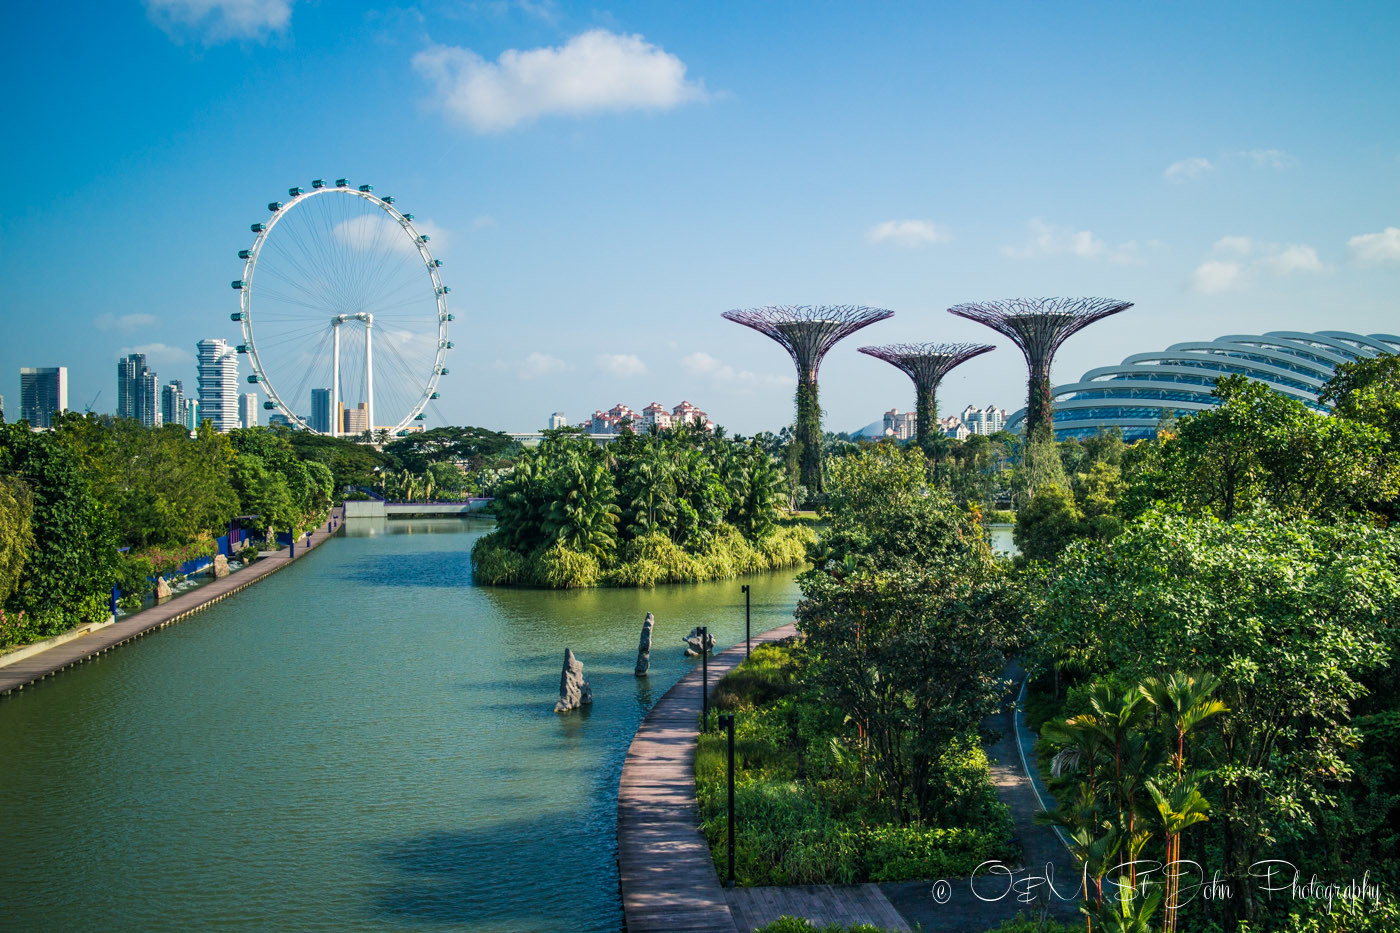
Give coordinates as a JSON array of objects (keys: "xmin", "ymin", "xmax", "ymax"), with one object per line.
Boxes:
[{"xmin": 0, "ymin": 519, "xmax": 801, "ymax": 931}]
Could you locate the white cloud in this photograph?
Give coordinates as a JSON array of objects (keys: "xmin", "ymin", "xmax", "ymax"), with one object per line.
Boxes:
[
  {"xmin": 1191, "ymin": 260, "xmax": 1246, "ymax": 294},
  {"xmin": 1348, "ymin": 227, "xmax": 1400, "ymax": 266},
  {"xmin": 145, "ymin": 0, "xmax": 291, "ymax": 42},
  {"xmin": 682, "ymin": 352, "xmax": 785, "ymax": 388},
  {"xmin": 1164, "ymin": 157, "xmax": 1214, "ymax": 182},
  {"xmin": 1213, "ymin": 235, "xmax": 1253, "ymax": 256},
  {"xmin": 471, "ymin": 215, "xmax": 497, "ymax": 230},
  {"xmin": 96, "ymin": 313, "xmax": 159, "ymax": 332},
  {"xmin": 865, "ymin": 219, "xmax": 952, "ymax": 248},
  {"xmin": 520, "ymin": 352, "xmax": 569, "ymax": 379},
  {"xmin": 117, "ymin": 343, "xmax": 193, "ymax": 368},
  {"xmin": 1002, "ymin": 218, "xmax": 1140, "ymax": 264},
  {"xmin": 1234, "ymin": 148, "xmax": 1294, "ymax": 169},
  {"xmin": 413, "ymin": 29, "xmax": 707, "ymax": 132},
  {"xmin": 1262, "ymin": 244, "xmax": 1326, "ymax": 275},
  {"xmin": 1191, "ymin": 236, "xmax": 1328, "ymax": 292},
  {"xmin": 597, "ymin": 353, "xmax": 646, "ymax": 377},
  {"xmin": 332, "ymin": 214, "xmax": 450, "ymax": 254}
]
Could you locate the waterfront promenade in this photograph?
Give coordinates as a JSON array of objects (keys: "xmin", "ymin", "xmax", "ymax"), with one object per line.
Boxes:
[
  {"xmin": 616, "ymin": 627, "xmax": 1076, "ymax": 932},
  {"xmin": 0, "ymin": 509, "xmax": 343, "ymax": 698}
]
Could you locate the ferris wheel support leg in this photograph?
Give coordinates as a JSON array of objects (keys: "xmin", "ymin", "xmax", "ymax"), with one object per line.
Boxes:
[
  {"xmin": 331, "ymin": 318, "xmax": 341, "ymax": 437},
  {"xmin": 365, "ymin": 314, "xmax": 374, "ymax": 438}
]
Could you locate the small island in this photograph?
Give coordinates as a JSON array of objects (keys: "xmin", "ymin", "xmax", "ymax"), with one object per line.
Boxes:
[{"xmin": 471, "ymin": 424, "xmax": 814, "ymax": 588}]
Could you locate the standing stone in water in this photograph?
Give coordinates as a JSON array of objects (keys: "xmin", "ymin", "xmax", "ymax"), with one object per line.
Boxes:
[
  {"xmin": 155, "ymin": 576, "xmax": 173, "ymax": 601},
  {"xmin": 554, "ymin": 648, "xmax": 593, "ymax": 713},
  {"xmin": 634, "ymin": 612, "xmax": 655, "ymax": 677},
  {"xmin": 682, "ymin": 626, "xmax": 715, "ymax": 657}
]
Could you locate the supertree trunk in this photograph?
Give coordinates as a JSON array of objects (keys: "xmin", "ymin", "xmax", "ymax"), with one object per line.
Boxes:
[
  {"xmin": 915, "ymin": 384, "xmax": 936, "ymax": 447},
  {"xmin": 795, "ymin": 373, "xmax": 822, "ymax": 491}
]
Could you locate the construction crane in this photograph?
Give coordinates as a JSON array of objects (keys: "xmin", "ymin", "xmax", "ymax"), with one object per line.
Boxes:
[{"xmin": 84, "ymin": 391, "xmax": 101, "ymax": 413}]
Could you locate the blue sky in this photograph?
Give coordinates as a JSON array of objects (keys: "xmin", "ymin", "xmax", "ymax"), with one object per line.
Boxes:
[{"xmin": 2, "ymin": 1, "xmax": 1398, "ymax": 435}]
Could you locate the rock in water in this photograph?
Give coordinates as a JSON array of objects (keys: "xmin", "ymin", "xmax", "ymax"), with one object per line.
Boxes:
[
  {"xmin": 554, "ymin": 648, "xmax": 593, "ymax": 713},
  {"xmin": 212, "ymin": 554, "xmax": 230, "ymax": 578},
  {"xmin": 682, "ymin": 626, "xmax": 715, "ymax": 657},
  {"xmin": 634, "ymin": 612, "xmax": 654, "ymax": 677},
  {"xmin": 155, "ymin": 577, "xmax": 172, "ymax": 601}
]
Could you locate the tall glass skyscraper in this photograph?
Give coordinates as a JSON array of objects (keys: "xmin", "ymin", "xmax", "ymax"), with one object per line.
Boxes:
[
  {"xmin": 118, "ymin": 353, "xmax": 161, "ymax": 426},
  {"xmin": 19, "ymin": 367, "xmax": 67, "ymax": 428},
  {"xmin": 196, "ymin": 339, "xmax": 239, "ymax": 432},
  {"xmin": 310, "ymin": 388, "xmax": 333, "ymax": 434},
  {"xmin": 162, "ymin": 380, "xmax": 187, "ymax": 429}
]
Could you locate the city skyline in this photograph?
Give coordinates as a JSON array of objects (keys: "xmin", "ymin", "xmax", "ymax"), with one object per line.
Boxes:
[{"xmin": 2, "ymin": 2, "xmax": 1398, "ymax": 436}]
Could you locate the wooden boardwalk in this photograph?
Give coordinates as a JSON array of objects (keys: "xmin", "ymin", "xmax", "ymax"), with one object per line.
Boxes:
[
  {"xmin": 616, "ymin": 623, "xmax": 915, "ymax": 932},
  {"xmin": 0, "ymin": 510, "xmax": 344, "ymax": 699}
]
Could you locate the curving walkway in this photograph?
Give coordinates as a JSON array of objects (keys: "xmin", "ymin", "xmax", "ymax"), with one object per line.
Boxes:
[
  {"xmin": 616, "ymin": 631, "xmax": 1081, "ymax": 932},
  {"xmin": 0, "ymin": 510, "xmax": 343, "ymax": 699}
]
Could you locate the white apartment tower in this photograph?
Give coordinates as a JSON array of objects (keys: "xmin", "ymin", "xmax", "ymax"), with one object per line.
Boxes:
[
  {"xmin": 196, "ymin": 339, "xmax": 240, "ymax": 432},
  {"xmin": 239, "ymin": 392, "xmax": 258, "ymax": 429}
]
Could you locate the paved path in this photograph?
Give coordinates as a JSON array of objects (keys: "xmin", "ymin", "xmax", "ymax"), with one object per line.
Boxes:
[
  {"xmin": 0, "ymin": 510, "xmax": 343, "ymax": 699},
  {"xmin": 617, "ymin": 624, "xmax": 797, "ymax": 933},
  {"xmin": 616, "ymin": 623, "xmax": 913, "ymax": 933}
]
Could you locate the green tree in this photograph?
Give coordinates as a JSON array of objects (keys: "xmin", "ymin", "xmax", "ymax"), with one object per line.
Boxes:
[
  {"xmin": 0, "ymin": 474, "xmax": 35, "ymax": 605},
  {"xmin": 382, "ymin": 425, "xmax": 521, "ymax": 474},
  {"xmin": 798, "ymin": 444, "xmax": 1023, "ymax": 821},
  {"xmin": 0, "ymin": 423, "xmax": 119, "ymax": 635},
  {"xmin": 1033, "ymin": 508, "xmax": 1400, "ymax": 928}
]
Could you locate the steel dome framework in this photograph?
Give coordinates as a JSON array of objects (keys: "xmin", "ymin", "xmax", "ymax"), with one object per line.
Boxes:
[{"xmin": 1005, "ymin": 330, "xmax": 1400, "ymax": 440}]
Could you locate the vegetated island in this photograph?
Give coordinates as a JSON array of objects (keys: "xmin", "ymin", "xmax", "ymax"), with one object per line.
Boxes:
[{"xmin": 471, "ymin": 424, "xmax": 815, "ymax": 588}]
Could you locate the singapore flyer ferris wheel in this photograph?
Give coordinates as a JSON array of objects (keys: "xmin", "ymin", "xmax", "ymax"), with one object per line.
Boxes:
[{"xmin": 230, "ymin": 178, "xmax": 452, "ymax": 438}]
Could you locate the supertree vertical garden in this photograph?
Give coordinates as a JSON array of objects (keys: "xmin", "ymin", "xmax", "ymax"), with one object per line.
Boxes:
[
  {"xmin": 722, "ymin": 305, "xmax": 894, "ymax": 493},
  {"xmin": 947, "ymin": 298, "xmax": 1133, "ymax": 440},
  {"xmin": 857, "ymin": 342, "xmax": 995, "ymax": 447}
]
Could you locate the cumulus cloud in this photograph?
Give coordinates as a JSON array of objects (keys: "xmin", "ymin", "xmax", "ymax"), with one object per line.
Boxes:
[
  {"xmin": 682, "ymin": 352, "xmax": 785, "ymax": 388},
  {"xmin": 520, "ymin": 352, "xmax": 569, "ymax": 378},
  {"xmin": 597, "ymin": 353, "xmax": 646, "ymax": 377},
  {"xmin": 1348, "ymin": 227, "xmax": 1400, "ymax": 266},
  {"xmin": 145, "ymin": 0, "xmax": 292, "ymax": 42},
  {"xmin": 865, "ymin": 219, "xmax": 952, "ymax": 248},
  {"xmin": 96, "ymin": 313, "xmax": 159, "ymax": 332},
  {"xmin": 117, "ymin": 343, "xmax": 193, "ymax": 367},
  {"xmin": 413, "ymin": 29, "xmax": 707, "ymax": 132},
  {"xmin": 1164, "ymin": 157, "xmax": 1214, "ymax": 182},
  {"xmin": 1191, "ymin": 236, "xmax": 1328, "ymax": 293},
  {"xmin": 1002, "ymin": 218, "xmax": 1140, "ymax": 264},
  {"xmin": 332, "ymin": 214, "xmax": 450, "ymax": 254},
  {"xmin": 1191, "ymin": 260, "xmax": 1246, "ymax": 295}
]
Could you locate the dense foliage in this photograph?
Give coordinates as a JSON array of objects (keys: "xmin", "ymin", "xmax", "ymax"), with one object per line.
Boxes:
[
  {"xmin": 696, "ymin": 641, "xmax": 1015, "ymax": 885},
  {"xmin": 471, "ymin": 424, "xmax": 808, "ymax": 588},
  {"xmin": 797, "ymin": 445, "xmax": 1023, "ymax": 822}
]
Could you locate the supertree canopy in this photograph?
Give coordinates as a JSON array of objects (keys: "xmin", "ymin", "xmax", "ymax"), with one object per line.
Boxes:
[
  {"xmin": 857, "ymin": 342, "xmax": 995, "ymax": 446},
  {"xmin": 948, "ymin": 297, "xmax": 1132, "ymax": 439},
  {"xmin": 722, "ymin": 305, "xmax": 893, "ymax": 492}
]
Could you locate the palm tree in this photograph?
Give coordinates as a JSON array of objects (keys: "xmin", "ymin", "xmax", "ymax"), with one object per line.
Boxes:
[
  {"xmin": 1139, "ymin": 672, "xmax": 1228, "ymax": 778},
  {"xmin": 1147, "ymin": 774, "xmax": 1212, "ymax": 933}
]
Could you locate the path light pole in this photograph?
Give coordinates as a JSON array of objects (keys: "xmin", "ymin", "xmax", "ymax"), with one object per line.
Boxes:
[
  {"xmin": 700, "ymin": 625, "xmax": 709, "ymax": 729},
  {"xmin": 741, "ymin": 585, "xmax": 751, "ymax": 657},
  {"xmin": 720, "ymin": 712, "xmax": 736, "ymax": 886}
]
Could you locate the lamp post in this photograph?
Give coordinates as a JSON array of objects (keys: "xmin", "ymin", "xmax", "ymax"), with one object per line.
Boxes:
[
  {"xmin": 720, "ymin": 712, "xmax": 736, "ymax": 886},
  {"xmin": 741, "ymin": 585, "xmax": 751, "ymax": 657},
  {"xmin": 700, "ymin": 625, "xmax": 709, "ymax": 729}
]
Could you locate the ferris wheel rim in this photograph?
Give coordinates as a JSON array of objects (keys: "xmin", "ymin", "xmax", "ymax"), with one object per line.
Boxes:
[{"xmin": 236, "ymin": 184, "xmax": 450, "ymax": 436}]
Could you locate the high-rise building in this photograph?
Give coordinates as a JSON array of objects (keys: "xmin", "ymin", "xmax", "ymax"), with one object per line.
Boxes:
[
  {"xmin": 962, "ymin": 404, "xmax": 1007, "ymax": 436},
  {"xmin": 186, "ymin": 398, "xmax": 200, "ymax": 431},
  {"xmin": 342, "ymin": 402, "xmax": 369, "ymax": 436},
  {"xmin": 196, "ymin": 339, "xmax": 239, "ymax": 432},
  {"xmin": 117, "ymin": 354, "xmax": 141, "ymax": 420},
  {"xmin": 310, "ymin": 388, "xmax": 333, "ymax": 434},
  {"xmin": 0, "ymin": 395, "xmax": 5, "ymax": 420},
  {"xmin": 140, "ymin": 369, "xmax": 161, "ymax": 427},
  {"xmin": 239, "ymin": 392, "xmax": 258, "ymax": 429},
  {"xmin": 19, "ymin": 367, "xmax": 67, "ymax": 428},
  {"xmin": 162, "ymin": 380, "xmax": 186, "ymax": 429},
  {"xmin": 549, "ymin": 411, "xmax": 567, "ymax": 430}
]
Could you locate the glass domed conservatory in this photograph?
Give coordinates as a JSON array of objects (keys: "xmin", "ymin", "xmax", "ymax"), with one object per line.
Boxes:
[{"xmin": 1005, "ymin": 330, "xmax": 1400, "ymax": 441}]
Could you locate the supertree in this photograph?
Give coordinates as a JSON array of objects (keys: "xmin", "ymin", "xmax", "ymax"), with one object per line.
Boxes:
[
  {"xmin": 857, "ymin": 342, "xmax": 995, "ymax": 447},
  {"xmin": 722, "ymin": 305, "xmax": 893, "ymax": 492},
  {"xmin": 948, "ymin": 297, "xmax": 1133, "ymax": 439}
]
